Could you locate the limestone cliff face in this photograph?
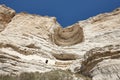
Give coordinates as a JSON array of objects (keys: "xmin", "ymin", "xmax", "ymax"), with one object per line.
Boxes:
[{"xmin": 0, "ymin": 5, "xmax": 120, "ymax": 80}]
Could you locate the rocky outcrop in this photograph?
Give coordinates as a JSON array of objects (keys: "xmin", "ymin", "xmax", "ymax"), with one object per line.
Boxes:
[
  {"xmin": 0, "ymin": 4, "xmax": 120, "ymax": 80},
  {"xmin": 69, "ymin": 8, "xmax": 120, "ymax": 80},
  {"xmin": 52, "ymin": 24, "xmax": 84, "ymax": 46},
  {"xmin": 0, "ymin": 5, "xmax": 15, "ymax": 32},
  {"xmin": 80, "ymin": 45, "xmax": 120, "ymax": 80}
]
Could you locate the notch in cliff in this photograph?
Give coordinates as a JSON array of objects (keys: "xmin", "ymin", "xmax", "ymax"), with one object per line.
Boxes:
[{"xmin": 51, "ymin": 24, "xmax": 84, "ymax": 46}]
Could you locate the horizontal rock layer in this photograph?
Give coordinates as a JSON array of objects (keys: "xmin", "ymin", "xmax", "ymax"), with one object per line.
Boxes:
[
  {"xmin": 0, "ymin": 5, "xmax": 120, "ymax": 80},
  {"xmin": 80, "ymin": 45, "xmax": 120, "ymax": 79}
]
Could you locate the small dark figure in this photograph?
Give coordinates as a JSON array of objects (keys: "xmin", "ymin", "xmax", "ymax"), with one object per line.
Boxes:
[{"xmin": 45, "ymin": 60, "xmax": 48, "ymax": 64}]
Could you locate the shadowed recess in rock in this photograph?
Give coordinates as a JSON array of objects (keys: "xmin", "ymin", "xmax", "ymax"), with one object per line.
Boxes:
[{"xmin": 52, "ymin": 24, "xmax": 84, "ymax": 46}]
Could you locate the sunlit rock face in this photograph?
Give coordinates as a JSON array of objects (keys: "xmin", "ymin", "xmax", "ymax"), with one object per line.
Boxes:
[
  {"xmin": 0, "ymin": 4, "xmax": 120, "ymax": 80},
  {"xmin": 80, "ymin": 45, "xmax": 120, "ymax": 80},
  {"xmin": 0, "ymin": 5, "xmax": 15, "ymax": 32}
]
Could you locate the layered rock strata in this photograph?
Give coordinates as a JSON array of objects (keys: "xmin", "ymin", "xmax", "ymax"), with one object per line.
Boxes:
[
  {"xmin": 52, "ymin": 24, "xmax": 84, "ymax": 46},
  {"xmin": 0, "ymin": 4, "xmax": 120, "ymax": 80},
  {"xmin": 80, "ymin": 45, "xmax": 120, "ymax": 80}
]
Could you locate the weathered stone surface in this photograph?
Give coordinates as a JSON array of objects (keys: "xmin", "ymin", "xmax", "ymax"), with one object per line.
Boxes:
[
  {"xmin": 52, "ymin": 24, "xmax": 84, "ymax": 46},
  {"xmin": 0, "ymin": 4, "xmax": 120, "ymax": 80},
  {"xmin": 80, "ymin": 45, "xmax": 120, "ymax": 79},
  {"xmin": 0, "ymin": 5, "xmax": 15, "ymax": 32}
]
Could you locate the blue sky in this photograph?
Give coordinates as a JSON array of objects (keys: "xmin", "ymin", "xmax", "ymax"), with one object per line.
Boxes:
[{"xmin": 0, "ymin": 0, "xmax": 120, "ymax": 27}]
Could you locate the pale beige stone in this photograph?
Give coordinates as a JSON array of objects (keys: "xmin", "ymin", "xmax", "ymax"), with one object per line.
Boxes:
[{"xmin": 0, "ymin": 4, "xmax": 120, "ymax": 80}]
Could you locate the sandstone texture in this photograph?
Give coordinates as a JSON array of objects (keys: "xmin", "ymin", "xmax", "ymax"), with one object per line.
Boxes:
[
  {"xmin": 52, "ymin": 24, "xmax": 84, "ymax": 46},
  {"xmin": 0, "ymin": 5, "xmax": 15, "ymax": 32},
  {"xmin": 0, "ymin": 5, "xmax": 120, "ymax": 80}
]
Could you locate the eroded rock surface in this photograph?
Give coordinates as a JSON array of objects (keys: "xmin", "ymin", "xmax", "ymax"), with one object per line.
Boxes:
[
  {"xmin": 52, "ymin": 24, "xmax": 84, "ymax": 46},
  {"xmin": 0, "ymin": 4, "xmax": 120, "ymax": 80},
  {"xmin": 80, "ymin": 45, "xmax": 120, "ymax": 80},
  {"xmin": 0, "ymin": 5, "xmax": 15, "ymax": 32}
]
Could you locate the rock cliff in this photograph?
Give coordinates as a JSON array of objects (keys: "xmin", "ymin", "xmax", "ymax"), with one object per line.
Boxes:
[{"xmin": 0, "ymin": 4, "xmax": 120, "ymax": 80}]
